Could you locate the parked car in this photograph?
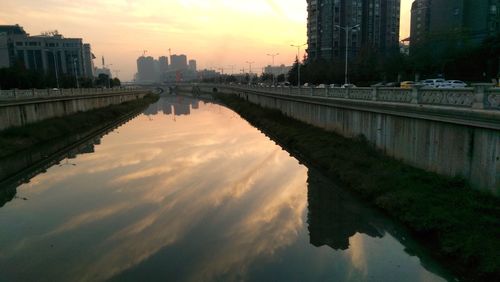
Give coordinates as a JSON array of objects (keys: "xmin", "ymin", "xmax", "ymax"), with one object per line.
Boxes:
[
  {"xmin": 421, "ymin": 78, "xmax": 446, "ymax": 88},
  {"xmin": 385, "ymin": 82, "xmax": 400, "ymax": 87},
  {"xmin": 329, "ymin": 84, "xmax": 339, "ymax": 88},
  {"xmin": 341, "ymin": 84, "xmax": 356, "ymax": 88},
  {"xmin": 316, "ymin": 84, "xmax": 326, "ymax": 88},
  {"xmin": 400, "ymin": 81, "xmax": 416, "ymax": 89},
  {"xmin": 438, "ymin": 80, "xmax": 467, "ymax": 88},
  {"xmin": 303, "ymin": 83, "xmax": 310, "ymax": 87}
]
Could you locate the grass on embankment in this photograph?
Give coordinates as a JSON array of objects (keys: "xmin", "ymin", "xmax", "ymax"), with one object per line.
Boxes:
[
  {"xmin": 0, "ymin": 93, "xmax": 159, "ymax": 158},
  {"xmin": 215, "ymin": 93, "xmax": 500, "ymax": 281}
]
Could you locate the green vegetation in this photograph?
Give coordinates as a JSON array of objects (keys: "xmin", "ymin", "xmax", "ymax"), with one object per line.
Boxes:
[
  {"xmin": 215, "ymin": 93, "xmax": 500, "ymax": 282},
  {"xmin": 0, "ymin": 93, "xmax": 158, "ymax": 158},
  {"xmin": 287, "ymin": 34, "xmax": 500, "ymax": 86},
  {"xmin": 0, "ymin": 61, "xmax": 121, "ymax": 89}
]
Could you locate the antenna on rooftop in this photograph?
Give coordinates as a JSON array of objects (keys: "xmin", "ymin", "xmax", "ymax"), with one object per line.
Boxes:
[{"xmin": 142, "ymin": 50, "xmax": 148, "ymax": 57}]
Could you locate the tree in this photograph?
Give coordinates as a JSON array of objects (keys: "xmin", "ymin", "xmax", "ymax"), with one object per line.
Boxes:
[{"xmin": 288, "ymin": 57, "xmax": 300, "ymax": 86}]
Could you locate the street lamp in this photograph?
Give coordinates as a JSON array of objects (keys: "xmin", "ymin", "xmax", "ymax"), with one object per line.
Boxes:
[
  {"xmin": 245, "ymin": 61, "xmax": 255, "ymax": 74},
  {"xmin": 290, "ymin": 43, "xmax": 307, "ymax": 87},
  {"xmin": 267, "ymin": 53, "xmax": 279, "ymax": 85},
  {"xmin": 335, "ymin": 24, "xmax": 360, "ymax": 86}
]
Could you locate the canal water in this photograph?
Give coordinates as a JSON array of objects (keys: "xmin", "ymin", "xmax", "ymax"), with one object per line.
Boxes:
[{"xmin": 0, "ymin": 96, "xmax": 454, "ymax": 282}]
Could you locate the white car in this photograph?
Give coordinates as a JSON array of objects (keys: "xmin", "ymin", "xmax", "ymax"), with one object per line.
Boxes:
[
  {"xmin": 422, "ymin": 78, "xmax": 446, "ymax": 88},
  {"xmin": 438, "ymin": 80, "xmax": 468, "ymax": 88},
  {"xmin": 316, "ymin": 84, "xmax": 326, "ymax": 89},
  {"xmin": 341, "ymin": 84, "xmax": 356, "ymax": 88}
]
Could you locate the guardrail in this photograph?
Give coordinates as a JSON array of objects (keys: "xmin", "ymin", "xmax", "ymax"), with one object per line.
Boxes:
[
  {"xmin": 0, "ymin": 87, "xmax": 142, "ymax": 102},
  {"xmin": 211, "ymin": 84, "xmax": 500, "ymax": 111}
]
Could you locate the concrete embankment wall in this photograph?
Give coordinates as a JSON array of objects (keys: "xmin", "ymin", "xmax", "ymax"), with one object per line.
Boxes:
[
  {"xmin": 0, "ymin": 91, "xmax": 148, "ymax": 131},
  {"xmin": 211, "ymin": 87, "xmax": 499, "ymax": 194}
]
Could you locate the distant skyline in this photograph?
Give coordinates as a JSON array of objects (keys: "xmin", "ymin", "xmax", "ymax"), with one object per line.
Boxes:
[{"xmin": 0, "ymin": 0, "xmax": 412, "ymax": 81}]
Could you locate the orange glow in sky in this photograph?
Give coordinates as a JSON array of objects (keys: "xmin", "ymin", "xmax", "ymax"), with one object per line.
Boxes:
[{"xmin": 0, "ymin": 0, "xmax": 413, "ymax": 81}]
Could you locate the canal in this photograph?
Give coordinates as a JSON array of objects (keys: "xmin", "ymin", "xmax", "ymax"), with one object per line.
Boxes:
[{"xmin": 0, "ymin": 96, "xmax": 454, "ymax": 282}]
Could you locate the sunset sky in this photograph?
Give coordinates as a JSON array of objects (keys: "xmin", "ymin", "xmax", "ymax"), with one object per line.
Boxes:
[{"xmin": 0, "ymin": 0, "xmax": 413, "ymax": 81}]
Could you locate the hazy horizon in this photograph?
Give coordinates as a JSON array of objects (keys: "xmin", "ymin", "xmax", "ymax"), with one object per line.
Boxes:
[{"xmin": 0, "ymin": 0, "xmax": 413, "ymax": 81}]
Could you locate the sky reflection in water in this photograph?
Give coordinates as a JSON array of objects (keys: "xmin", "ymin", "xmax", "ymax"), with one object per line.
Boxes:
[{"xmin": 0, "ymin": 96, "xmax": 451, "ymax": 282}]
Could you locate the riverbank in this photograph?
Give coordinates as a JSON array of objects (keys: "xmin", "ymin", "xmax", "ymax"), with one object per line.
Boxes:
[
  {"xmin": 214, "ymin": 93, "xmax": 500, "ymax": 281},
  {"xmin": 0, "ymin": 93, "xmax": 159, "ymax": 158}
]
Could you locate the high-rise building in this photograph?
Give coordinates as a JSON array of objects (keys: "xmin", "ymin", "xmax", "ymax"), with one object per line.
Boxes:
[
  {"xmin": 306, "ymin": 0, "xmax": 400, "ymax": 62},
  {"xmin": 158, "ymin": 56, "xmax": 169, "ymax": 73},
  {"xmin": 136, "ymin": 56, "xmax": 157, "ymax": 82},
  {"xmin": 188, "ymin": 59, "xmax": 197, "ymax": 71},
  {"xmin": 170, "ymin": 54, "xmax": 188, "ymax": 71},
  {"xmin": 410, "ymin": 0, "xmax": 431, "ymax": 47},
  {"xmin": 0, "ymin": 25, "xmax": 94, "ymax": 78},
  {"xmin": 410, "ymin": 0, "xmax": 500, "ymax": 51}
]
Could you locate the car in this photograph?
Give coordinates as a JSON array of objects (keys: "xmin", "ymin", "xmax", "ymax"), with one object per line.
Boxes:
[
  {"xmin": 316, "ymin": 84, "xmax": 326, "ymax": 88},
  {"xmin": 400, "ymin": 81, "xmax": 416, "ymax": 89},
  {"xmin": 341, "ymin": 84, "xmax": 356, "ymax": 88},
  {"xmin": 303, "ymin": 83, "xmax": 310, "ymax": 87},
  {"xmin": 385, "ymin": 82, "xmax": 400, "ymax": 87},
  {"xmin": 329, "ymin": 84, "xmax": 338, "ymax": 88},
  {"xmin": 421, "ymin": 78, "xmax": 446, "ymax": 88},
  {"xmin": 439, "ymin": 80, "xmax": 467, "ymax": 88}
]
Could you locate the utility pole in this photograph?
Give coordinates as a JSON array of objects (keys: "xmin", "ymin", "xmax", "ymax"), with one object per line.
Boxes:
[{"xmin": 290, "ymin": 43, "xmax": 307, "ymax": 87}]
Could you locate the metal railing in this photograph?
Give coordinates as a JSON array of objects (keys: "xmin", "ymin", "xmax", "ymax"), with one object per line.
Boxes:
[
  {"xmin": 0, "ymin": 87, "xmax": 142, "ymax": 102},
  {"xmin": 213, "ymin": 84, "xmax": 500, "ymax": 111}
]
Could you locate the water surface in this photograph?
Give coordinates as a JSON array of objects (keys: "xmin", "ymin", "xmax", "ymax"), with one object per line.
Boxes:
[{"xmin": 0, "ymin": 96, "xmax": 453, "ymax": 282}]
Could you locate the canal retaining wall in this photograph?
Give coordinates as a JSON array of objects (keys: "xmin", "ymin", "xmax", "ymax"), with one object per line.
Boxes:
[
  {"xmin": 192, "ymin": 84, "xmax": 499, "ymax": 194},
  {"xmin": 0, "ymin": 90, "xmax": 149, "ymax": 131}
]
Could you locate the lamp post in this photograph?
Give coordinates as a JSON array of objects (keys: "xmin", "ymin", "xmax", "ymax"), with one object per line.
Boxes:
[
  {"xmin": 267, "ymin": 53, "xmax": 279, "ymax": 85},
  {"xmin": 290, "ymin": 43, "xmax": 307, "ymax": 87},
  {"xmin": 245, "ymin": 61, "xmax": 254, "ymax": 74},
  {"xmin": 335, "ymin": 24, "xmax": 359, "ymax": 85}
]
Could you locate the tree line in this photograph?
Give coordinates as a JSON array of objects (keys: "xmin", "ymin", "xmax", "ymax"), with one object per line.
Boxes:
[
  {"xmin": 0, "ymin": 61, "xmax": 121, "ymax": 90},
  {"xmin": 287, "ymin": 34, "xmax": 500, "ymax": 86}
]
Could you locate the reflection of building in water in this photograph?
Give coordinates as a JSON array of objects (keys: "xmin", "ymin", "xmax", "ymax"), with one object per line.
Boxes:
[
  {"xmin": 173, "ymin": 102, "xmax": 190, "ymax": 116},
  {"xmin": 190, "ymin": 99, "xmax": 199, "ymax": 109},
  {"xmin": 144, "ymin": 97, "xmax": 203, "ymax": 118},
  {"xmin": 307, "ymin": 169, "xmax": 382, "ymax": 250},
  {"xmin": 161, "ymin": 99, "xmax": 172, "ymax": 115}
]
